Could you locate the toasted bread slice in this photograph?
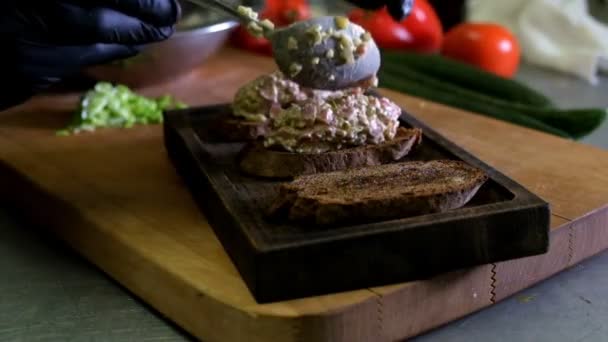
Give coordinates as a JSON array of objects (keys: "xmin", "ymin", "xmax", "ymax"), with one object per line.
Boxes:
[
  {"xmin": 239, "ymin": 127, "xmax": 423, "ymax": 178},
  {"xmin": 268, "ymin": 160, "xmax": 488, "ymax": 225},
  {"xmin": 202, "ymin": 116, "xmax": 269, "ymax": 142}
]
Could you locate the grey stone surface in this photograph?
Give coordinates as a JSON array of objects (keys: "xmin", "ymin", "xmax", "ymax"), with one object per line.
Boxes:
[
  {"xmin": 414, "ymin": 255, "xmax": 608, "ymax": 342},
  {"xmin": 0, "ymin": 213, "xmax": 191, "ymax": 342},
  {"xmin": 1, "ymin": 65, "xmax": 607, "ymax": 341}
]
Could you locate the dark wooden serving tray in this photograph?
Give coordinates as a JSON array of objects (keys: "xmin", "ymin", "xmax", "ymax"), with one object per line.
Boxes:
[{"xmin": 163, "ymin": 103, "xmax": 550, "ymax": 303}]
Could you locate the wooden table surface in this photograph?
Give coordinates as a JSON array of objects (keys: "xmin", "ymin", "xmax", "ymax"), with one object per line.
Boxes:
[{"xmin": 1, "ymin": 48, "xmax": 608, "ymax": 341}]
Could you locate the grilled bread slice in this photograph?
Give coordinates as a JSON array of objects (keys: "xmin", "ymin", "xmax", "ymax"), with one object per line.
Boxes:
[
  {"xmin": 202, "ymin": 116, "xmax": 269, "ymax": 142},
  {"xmin": 239, "ymin": 127, "xmax": 423, "ymax": 178},
  {"xmin": 268, "ymin": 160, "xmax": 488, "ymax": 225}
]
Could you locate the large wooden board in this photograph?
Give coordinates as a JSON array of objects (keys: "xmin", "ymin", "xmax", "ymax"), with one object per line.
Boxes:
[{"xmin": 0, "ymin": 48, "xmax": 607, "ymax": 341}]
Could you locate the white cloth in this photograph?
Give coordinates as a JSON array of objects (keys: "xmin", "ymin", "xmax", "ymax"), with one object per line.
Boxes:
[{"xmin": 466, "ymin": 0, "xmax": 608, "ymax": 84}]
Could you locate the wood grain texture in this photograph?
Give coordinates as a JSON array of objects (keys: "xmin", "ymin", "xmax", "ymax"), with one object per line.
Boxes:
[
  {"xmin": 0, "ymin": 48, "xmax": 607, "ymax": 341},
  {"xmin": 493, "ymin": 217, "xmax": 571, "ymax": 301},
  {"xmin": 374, "ymin": 265, "xmax": 494, "ymax": 341},
  {"xmin": 570, "ymin": 207, "xmax": 608, "ymax": 264}
]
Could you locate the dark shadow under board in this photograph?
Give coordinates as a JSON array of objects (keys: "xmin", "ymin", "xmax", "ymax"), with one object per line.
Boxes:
[{"xmin": 162, "ymin": 103, "xmax": 550, "ymax": 303}]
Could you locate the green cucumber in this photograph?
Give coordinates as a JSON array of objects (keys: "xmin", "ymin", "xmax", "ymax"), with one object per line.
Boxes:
[
  {"xmin": 379, "ymin": 65, "xmax": 606, "ymax": 138},
  {"xmin": 378, "ymin": 72, "xmax": 572, "ymax": 138},
  {"xmin": 381, "ymin": 51, "xmax": 554, "ymax": 108}
]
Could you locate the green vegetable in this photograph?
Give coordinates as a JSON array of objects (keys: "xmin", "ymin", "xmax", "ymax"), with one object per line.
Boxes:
[
  {"xmin": 58, "ymin": 82, "xmax": 187, "ymax": 135},
  {"xmin": 378, "ymin": 71, "xmax": 572, "ymax": 138},
  {"xmin": 381, "ymin": 51, "xmax": 554, "ymax": 108},
  {"xmin": 378, "ymin": 65, "xmax": 606, "ymax": 139}
]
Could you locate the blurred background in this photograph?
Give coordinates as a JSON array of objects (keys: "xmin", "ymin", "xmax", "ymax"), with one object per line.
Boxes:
[
  {"xmin": 83, "ymin": 0, "xmax": 608, "ymax": 145},
  {"xmin": 85, "ymin": 0, "xmax": 608, "ymax": 86}
]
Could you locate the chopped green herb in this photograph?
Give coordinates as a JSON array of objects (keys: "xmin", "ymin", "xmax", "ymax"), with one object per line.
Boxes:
[
  {"xmin": 58, "ymin": 82, "xmax": 187, "ymax": 135},
  {"xmin": 334, "ymin": 16, "xmax": 349, "ymax": 30},
  {"xmin": 287, "ymin": 36, "xmax": 299, "ymax": 50}
]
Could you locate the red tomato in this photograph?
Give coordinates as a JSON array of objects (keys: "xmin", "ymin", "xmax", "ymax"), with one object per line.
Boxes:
[
  {"xmin": 230, "ymin": 26, "xmax": 273, "ymax": 56},
  {"xmin": 441, "ymin": 23, "xmax": 521, "ymax": 78},
  {"xmin": 348, "ymin": 0, "xmax": 443, "ymax": 53},
  {"xmin": 265, "ymin": 0, "xmax": 311, "ymax": 26},
  {"xmin": 231, "ymin": 0, "xmax": 311, "ymax": 56}
]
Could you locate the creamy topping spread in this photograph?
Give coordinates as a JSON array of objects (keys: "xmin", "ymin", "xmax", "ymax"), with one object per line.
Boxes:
[
  {"xmin": 232, "ymin": 71, "xmax": 360, "ymax": 123},
  {"xmin": 232, "ymin": 72, "xmax": 307, "ymax": 122},
  {"xmin": 334, "ymin": 16, "xmax": 349, "ymax": 30},
  {"xmin": 289, "ymin": 63, "xmax": 303, "ymax": 77},
  {"xmin": 278, "ymin": 15, "xmax": 371, "ymax": 71},
  {"xmin": 299, "ymin": 18, "xmax": 370, "ymax": 67},
  {"xmin": 336, "ymin": 32, "xmax": 356, "ymax": 64},
  {"xmin": 237, "ymin": 5, "xmax": 274, "ymax": 37},
  {"xmin": 261, "ymin": 19, "xmax": 275, "ymax": 31},
  {"xmin": 287, "ymin": 36, "xmax": 298, "ymax": 50},
  {"xmin": 246, "ymin": 21, "xmax": 265, "ymax": 37},
  {"xmin": 264, "ymin": 89, "xmax": 401, "ymax": 154},
  {"xmin": 237, "ymin": 5, "xmax": 258, "ymax": 20},
  {"xmin": 306, "ymin": 24, "xmax": 325, "ymax": 46}
]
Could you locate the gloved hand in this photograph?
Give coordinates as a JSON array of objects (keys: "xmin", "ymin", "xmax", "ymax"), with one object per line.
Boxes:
[
  {"xmin": 0, "ymin": 0, "xmax": 180, "ymax": 110},
  {"xmin": 345, "ymin": 0, "xmax": 415, "ymax": 20}
]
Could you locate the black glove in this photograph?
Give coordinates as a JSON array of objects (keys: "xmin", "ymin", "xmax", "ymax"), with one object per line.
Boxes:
[
  {"xmin": 0, "ymin": 0, "xmax": 181, "ymax": 110},
  {"xmin": 346, "ymin": 0, "xmax": 414, "ymax": 21}
]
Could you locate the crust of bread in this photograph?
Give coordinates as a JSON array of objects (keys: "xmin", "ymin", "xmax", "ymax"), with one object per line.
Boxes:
[
  {"xmin": 239, "ymin": 127, "xmax": 423, "ymax": 178},
  {"xmin": 201, "ymin": 117, "xmax": 269, "ymax": 142}
]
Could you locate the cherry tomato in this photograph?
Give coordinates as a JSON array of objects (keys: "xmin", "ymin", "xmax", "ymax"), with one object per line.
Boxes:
[
  {"xmin": 441, "ymin": 23, "xmax": 521, "ymax": 78},
  {"xmin": 230, "ymin": 26, "xmax": 273, "ymax": 56},
  {"xmin": 265, "ymin": 0, "xmax": 311, "ymax": 27},
  {"xmin": 348, "ymin": 0, "xmax": 443, "ymax": 53}
]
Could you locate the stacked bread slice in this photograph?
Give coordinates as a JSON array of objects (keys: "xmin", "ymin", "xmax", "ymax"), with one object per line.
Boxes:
[{"xmin": 210, "ymin": 74, "xmax": 488, "ymax": 225}]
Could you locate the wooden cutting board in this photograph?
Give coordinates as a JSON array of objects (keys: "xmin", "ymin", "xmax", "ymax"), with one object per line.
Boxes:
[{"xmin": 1, "ymin": 48, "xmax": 607, "ymax": 342}]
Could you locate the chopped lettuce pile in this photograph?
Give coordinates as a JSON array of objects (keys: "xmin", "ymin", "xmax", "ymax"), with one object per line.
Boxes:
[{"xmin": 57, "ymin": 82, "xmax": 187, "ymax": 135}]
